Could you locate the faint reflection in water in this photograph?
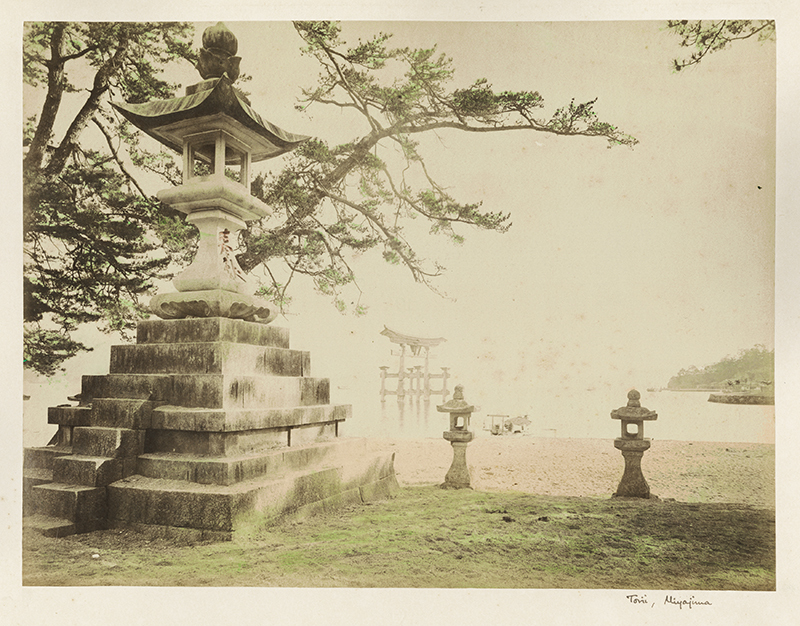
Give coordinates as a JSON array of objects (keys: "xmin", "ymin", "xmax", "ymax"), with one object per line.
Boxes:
[
  {"xmin": 381, "ymin": 395, "xmax": 436, "ymax": 438},
  {"xmin": 359, "ymin": 388, "xmax": 774, "ymax": 444}
]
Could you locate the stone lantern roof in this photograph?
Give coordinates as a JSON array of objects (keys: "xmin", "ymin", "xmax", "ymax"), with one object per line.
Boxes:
[
  {"xmin": 611, "ymin": 389, "xmax": 658, "ymax": 421},
  {"xmin": 111, "ymin": 75, "xmax": 309, "ymax": 163},
  {"xmin": 111, "ymin": 22, "xmax": 308, "ymax": 163},
  {"xmin": 437, "ymin": 385, "xmax": 475, "ymax": 414}
]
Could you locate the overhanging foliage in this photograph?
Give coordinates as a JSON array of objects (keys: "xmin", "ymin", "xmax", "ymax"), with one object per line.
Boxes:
[{"xmin": 23, "ymin": 21, "xmax": 637, "ymax": 375}]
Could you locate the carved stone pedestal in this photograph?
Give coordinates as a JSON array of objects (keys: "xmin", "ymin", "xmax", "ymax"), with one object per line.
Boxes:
[
  {"xmin": 149, "ymin": 289, "xmax": 277, "ymax": 322},
  {"xmin": 148, "ymin": 201, "xmax": 276, "ymax": 323},
  {"xmin": 613, "ymin": 439, "xmax": 651, "ymax": 498},
  {"xmin": 442, "ymin": 430, "xmax": 475, "ymax": 489}
]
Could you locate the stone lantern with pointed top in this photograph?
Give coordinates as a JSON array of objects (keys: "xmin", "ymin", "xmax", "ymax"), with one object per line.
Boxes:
[
  {"xmin": 112, "ymin": 22, "xmax": 309, "ymax": 322},
  {"xmin": 437, "ymin": 384, "xmax": 476, "ymax": 489},
  {"xmin": 611, "ymin": 389, "xmax": 658, "ymax": 498}
]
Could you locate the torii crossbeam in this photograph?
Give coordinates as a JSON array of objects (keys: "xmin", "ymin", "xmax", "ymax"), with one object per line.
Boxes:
[{"xmin": 379, "ymin": 326, "xmax": 449, "ymax": 400}]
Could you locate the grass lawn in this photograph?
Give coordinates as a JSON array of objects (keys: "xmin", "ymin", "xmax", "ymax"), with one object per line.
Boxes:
[{"xmin": 22, "ymin": 486, "xmax": 775, "ymax": 589}]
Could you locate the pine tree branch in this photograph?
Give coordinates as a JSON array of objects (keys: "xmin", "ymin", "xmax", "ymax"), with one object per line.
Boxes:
[
  {"xmin": 317, "ymin": 187, "xmax": 441, "ymax": 281},
  {"xmin": 45, "ymin": 36, "xmax": 131, "ymax": 178},
  {"xmin": 91, "ymin": 116, "xmax": 149, "ymax": 199}
]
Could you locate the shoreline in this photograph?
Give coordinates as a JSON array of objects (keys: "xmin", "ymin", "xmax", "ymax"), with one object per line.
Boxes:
[
  {"xmin": 373, "ymin": 436, "xmax": 775, "ymax": 509},
  {"xmin": 708, "ymin": 393, "xmax": 775, "ymax": 405}
]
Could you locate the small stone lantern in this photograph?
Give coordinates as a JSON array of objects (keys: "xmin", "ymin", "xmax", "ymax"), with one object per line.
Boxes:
[
  {"xmin": 437, "ymin": 385, "xmax": 476, "ymax": 489},
  {"xmin": 611, "ymin": 389, "xmax": 658, "ymax": 498}
]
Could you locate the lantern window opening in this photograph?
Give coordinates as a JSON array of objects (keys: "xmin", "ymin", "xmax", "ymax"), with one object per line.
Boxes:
[
  {"xmin": 623, "ymin": 421, "xmax": 641, "ymax": 439},
  {"xmin": 451, "ymin": 414, "xmax": 468, "ymax": 430},
  {"xmin": 182, "ymin": 129, "xmax": 252, "ymax": 187}
]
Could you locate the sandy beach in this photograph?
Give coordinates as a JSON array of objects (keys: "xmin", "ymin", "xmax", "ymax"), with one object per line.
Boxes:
[{"xmin": 375, "ymin": 436, "xmax": 775, "ymax": 509}]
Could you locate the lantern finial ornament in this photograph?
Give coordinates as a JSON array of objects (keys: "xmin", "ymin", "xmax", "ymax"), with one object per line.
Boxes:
[{"xmin": 197, "ymin": 22, "xmax": 241, "ymax": 82}]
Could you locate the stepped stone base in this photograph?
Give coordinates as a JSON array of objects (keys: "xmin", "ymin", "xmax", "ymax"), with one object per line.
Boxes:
[
  {"xmin": 24, "ymin": 317, "xmax": 397, "ymax": 539},
  {"xmin": 109, "ymin": 439, "xmax": 398, "ymax": 535}
]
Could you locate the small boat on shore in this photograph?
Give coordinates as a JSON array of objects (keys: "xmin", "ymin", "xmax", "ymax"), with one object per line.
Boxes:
[{"xmin": 486, "ymin": 414, "xmax": 531, "ymax": 435}]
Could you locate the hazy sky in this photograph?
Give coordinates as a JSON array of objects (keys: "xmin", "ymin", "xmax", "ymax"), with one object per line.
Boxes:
[
  {"xmin": 204, "ymin": 21, "xmax": 775, "ymax": 390},
  {"xmin": 19, "ymin": 19, "xmax": 778, "ymax": 430}
]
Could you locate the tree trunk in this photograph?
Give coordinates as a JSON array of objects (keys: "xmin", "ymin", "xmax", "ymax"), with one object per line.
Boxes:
[
  {"xmin": 45, "ymin": 37, "xmax": 131, "ymax": 179},
  {"xmin": 24, "ymin": 23, "xmax": 68, "ymax": 174}
]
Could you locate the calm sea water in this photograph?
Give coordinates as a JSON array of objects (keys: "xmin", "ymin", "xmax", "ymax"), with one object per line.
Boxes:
[
  {"xmin": 338, "ymin": 387, "xmax": 775, "ymax": 445},
  {"xmin": 24, "ymin": 381, "xmax": 774, "ymax": 447}
]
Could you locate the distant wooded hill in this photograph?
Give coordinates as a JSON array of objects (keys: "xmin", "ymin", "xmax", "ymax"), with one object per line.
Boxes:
[{"xmin": 667, "ymin": 345, "xmax": 774, "ymax": 390}]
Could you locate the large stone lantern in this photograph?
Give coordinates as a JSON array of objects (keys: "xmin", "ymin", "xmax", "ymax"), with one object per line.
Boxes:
[
  {"xmin": 112, "ymin": 22, "xmax": 309, "ymax": 322},
  {"xmin": 23, "ymin": 23, "xmax": 400, "ymax": 541}
]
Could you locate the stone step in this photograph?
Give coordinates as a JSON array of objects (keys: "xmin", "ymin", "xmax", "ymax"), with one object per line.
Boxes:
[
  {"xmin": 23, "ymin": 467, "xmax": 53, "ymax": 516},
  {"xmin": 51, "ymin": 455, "xmax": 135, "ymax": 487},
  {"xmin": 150, "ymin": 403, "xmax": 350, "ymax": 432},
  {"xmin": 81, "ymin": 373, "xmax": 173, "ymax": 403},
  {"xmin": 144, "ymin": 418, "xmax": 343, "ymax": 457},
  {"xmin": 137, "ymin": 437, "xmax": 370, "ymax": 486},
  {"xmin": 107, "ymin": 468, "xmax": 351, "ymax": 532},
  {"xmin": 23, "ymin": 514, "xmax": 79, "ymax": 538},
  {"xmin": 218, "ymin": 375, "xmax": 330, "ymax": 410},
  {"xmin": 24, "ymin": 467, "xmax": 52, "ymax": 483},
  {"xmin": 81, "ymin": 373, "xmax": 330, "ymax": 410},
  {"xmin": 109, "ymin": 463, "xmax": 397, "ymax": 534},
  {"xmin": 137, "ymin": 451, "xmax": 283, "ymax": 486},
  {"xmin": 23, "ymin": 445, "xmax": 73, "ymax": 470},
  {"xmin": 89, "ymin": 399, "xmax": 160, "ymax": 430},
  {"xmin": 30, "ymin": 482, "xmax": 107, "ymax": 523},
  {"xmin": 73, "ymin": 425, "xmax": 145, "ymax": 457},
  {"xmin": 145, "ymin": 425, "xmax": 287, "ymax": 457},
  {"xmin": 47, "ymin": 405, "xmax": 91, "ymax": 427},
  {"xmin": 109, "ymin": 342, "xmax": 310, "ymax": 377},
  {"xmin": 108, "ymin": 439, "xmax": 397, "ymax": 533},
  {"xmin": 136, "ymin": 317, "xmax": 290, "ymax": 349}
]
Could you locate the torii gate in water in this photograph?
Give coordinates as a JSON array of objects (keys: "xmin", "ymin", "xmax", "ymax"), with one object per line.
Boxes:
[{"xmin": 379, "ymin": 326, "xmax": 449, "ymax": 401}]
